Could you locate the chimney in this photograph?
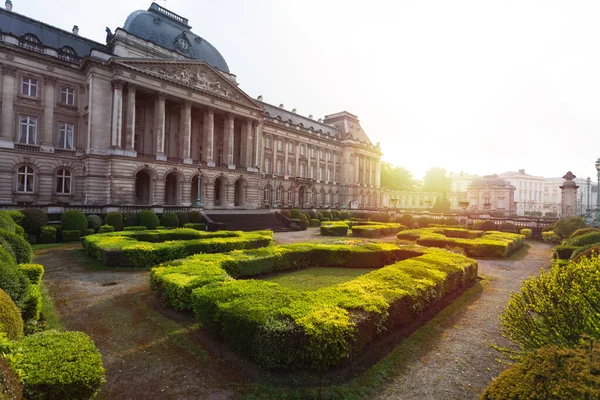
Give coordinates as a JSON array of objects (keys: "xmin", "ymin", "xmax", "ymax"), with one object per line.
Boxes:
[
  {"xmin": 5, "ymin": 0, "xmax": 12, "ymax": 11},
  {"xmin": 308, "ymin": 114, "xmax": 313, "ymax": 119},
  {"xmin": 318, "ymin": 118, "xmax": 323, "ymax": 122},
  {"xmin": 292, "ymin": 108, "xmax": 297, "ymax": 113},
  {"xmin": 279, "ymin": 103, "xmax": 284, "ymax": 109},
  {"xmin": 257, "ymin": 95, "xmax": 263, "ymax": 101},
  {"xmin": 518, "ymin": 169, "xmax": 525, "ymax": 175},
  {"xmin": 72, "ymin": 25, "xmax": 79, "ymax": 35}
]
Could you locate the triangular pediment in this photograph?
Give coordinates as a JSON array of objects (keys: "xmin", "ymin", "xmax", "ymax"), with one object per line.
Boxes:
[{"xmin": 111, "ymin": 59, "xmax": 262, "ymax": 110}]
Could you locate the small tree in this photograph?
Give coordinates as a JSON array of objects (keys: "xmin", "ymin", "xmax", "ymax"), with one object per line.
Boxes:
[{"xmin": 553, "ymin": 217, "xmax": 587, "ymax": 239}]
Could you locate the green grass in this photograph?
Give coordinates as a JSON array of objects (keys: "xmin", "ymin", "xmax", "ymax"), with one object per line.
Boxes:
[
  {"xmin": 262, "ymin": 267, "xmax": 375, "ymax": 291},
  {"xmin": 39, "ymin": 281, "xmax": 64, "ymax": 330},
  {"xmin": 31, "ymin": 243, "xmax": 71, "ymax": 250}
]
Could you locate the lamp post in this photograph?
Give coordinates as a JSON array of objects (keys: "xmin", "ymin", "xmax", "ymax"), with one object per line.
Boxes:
[
  {"xmin": 587, "ymin": 177, "xmax": 591, "ymax": 217},
  {"xmin": 273, "ymin": 174, "xmax": 278, "ymax": 208},
  {"xmin": 595, "ymin": 159, "xmax": 600, "ymax": 226},
  {"xmin": 194, "ymin": 167, "xmax": 203, "ymax": 208}
]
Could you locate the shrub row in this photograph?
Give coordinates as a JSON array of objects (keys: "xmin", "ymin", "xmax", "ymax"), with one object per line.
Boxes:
[
  {"xmin": 151, "ymin": 243, "xmax": 478, "ymax": 370},
  {"xmin": 319, "ymin": 221, "xmax": 349, "ymax": 236},
  {"xmin": 83, "ymin": 228, "xmax": 274, "ymax": 268},
  {"xmin": 397, "ymin": 228, "xmax": 525, "ymax": 258},
  {"xmin": 351, "ymin": 223, "xmax": 406, "ymax": 238}
]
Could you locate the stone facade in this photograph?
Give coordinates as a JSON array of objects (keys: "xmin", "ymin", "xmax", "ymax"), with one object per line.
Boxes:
[
  {"xmin": 559, "ymin": 171, "xmax": 579, "ymax": 217},
  {"xmin": 465, "ymin": 175, "xmax": 516, "ymax": 213},
  {"xmin": 0, "ymin": 3, "xmax": 383, "ymax": 210}
]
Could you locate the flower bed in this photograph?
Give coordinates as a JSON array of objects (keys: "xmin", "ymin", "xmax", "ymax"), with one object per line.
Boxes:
[
  {"xmin": 397, "ymin": 228, "xmax": 525, "ymax": 258},
  {"xmin": 82, "ymin": 228, "xmax": 273, "ymax": 268},
  {"xmin": 151, "ymin": 242, "xmax": 477, "ymax": 370}
]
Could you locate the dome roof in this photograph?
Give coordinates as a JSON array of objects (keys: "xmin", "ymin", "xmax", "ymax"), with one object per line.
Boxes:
[{"xmin": 123, "ymin": 3, "xmax": 229, "ymax": 73}]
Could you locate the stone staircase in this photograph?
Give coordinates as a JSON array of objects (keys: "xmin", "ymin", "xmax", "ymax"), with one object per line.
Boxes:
[{"xmin": 203, "ymin": 212, "xmax": 291, "ymax": 232}]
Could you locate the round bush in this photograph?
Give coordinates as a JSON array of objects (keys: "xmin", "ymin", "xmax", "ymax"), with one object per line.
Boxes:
[
  {"xmin": 189, "ymin": 211, "xmax": 204, "ymax": 223},
  {"xmin": 7, "ymin": 210, "xmax": 24, "ymax": 227},
  {"xmin": 177, "ymin": 212, "xmax": 190, "ymax": 227},
  {"xmin": 290, "ymin": 209, "xmax": 303, "ymax": 219},
  {"xmin": 499, "ymin": 222, "xmax": 518, "ymax": 233},
  {"xmin": 0, "ymin": 237, "xmax": 16, "ymax": 263},
  {"xmin": 104, "ymin": 212, "xmax": 124, "ymax": 231},
  {"xmin": 316, "ymin": 212, "xmax": 324, "ymax": 220},
  {"xmin": 0, "ymin": 229, "xmax": 32, "ymax": 264},
  {"xmin": 0, "ymin": 211, "xmax": 16, "ymax": 233},
  {"xmin": 138, "ymin": 211, "xmax": 160, "ymax": 230},
  {"xmin": 0, "ymin": 246, "xmax": 29, "ymax": 311},
  {"xmin": 0, "ymin": 288, "xmax": 24, "ymax": 340},
  {"xmin": 20, "ymin": 208, "xmax": 48, "ymax": 235},
  {"xmin": 19, "ymin": 330, "xmax": 106, "ymax": 400},
  {"xmin": 15, "ymin": 224, "xmax": 26, "ymax": 240},
  {"xmin": 122, "ymin": 212, "xmax": 139, "ymax": 227},
  {"xmin": 160, "ymin": 212, "xmax": 179, "ymax": 228},
  {"xmin": 86, "ymin": 215, "xmax": 102, "ymax": 231},
  {"xmin": 480, "ymin": 221, "xmax": 498, "ymax": 231},
  {"xmin": 482, "ymin": 342, "xmax": 600, "ymax": 400},
  {"xmin": 98, "ymin": 225, "xmax": 114, "ymax": 233},
  {"xmin": 38, "ymin": 226, "xmax": 57, "ymax": 244},
  {"xmin": 61, "ymin": 210, "xmax": 87, "ymax": 232}
]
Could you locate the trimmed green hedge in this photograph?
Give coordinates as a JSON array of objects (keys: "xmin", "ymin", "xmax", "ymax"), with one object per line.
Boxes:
[
  {"xmin": 520, "ymin": 228, "xmax": 532, "ymax": 239},
  {"xmin": 0, "ymin": 246, "xmax": 29, "ymax": 311},
  {"xmin": 151, "ymin": 243, "xmax": 477, "ymax": 370},
  {"xmin": 20, "ymin": 208, "xmax": 48, "ymax": 235},
  {"xmin": 18, "ymin": 264, "xmax": 43, "ymax": 286},
  {"xmin": 397, "ymin": 228, "xmax": 525, "ymax": 258},
  {"xmin": 309, "ymin": 219, "xmax": 320, "ymax": 227},
  {"xmin": 62, "ymin": 230, "xmax": 81, "ymax": 242},
  {"xmin": 570, "ymin": 228, "xmax": 600, "ymax": 239},
  {"xmin": 61, "ymin": 210, "xmax": 87, "ymax": 232},
  {"xmin": 553, "ymin": 245, "xmax": 579, "ymax": 260},
  {"xmin": 98, "ymin": 225, "xmax": 114, "ymax": 233},
  {"xmin": 320, "ymin": 221, "xmax": 349, "ymax": 236},
  {"xmin": 123, "ymin": 226, "xmax": 147, "ymax": 231},
  {"xmin": 0, "ymin": 229, "xmax": 33, "ymax": 264},
  {"xmin": 566, "ymin": 231, "xmax": 600, "ymax": 247},
  {"xmin": 19, "ymin": 330, "xmax": 105, "ymax": 400},
  {"xmin": 351, "ymin": 223, "xmax": 405, "ymax": 238},
  {"xmin": 138, "ymin": 210, "xmax": 159, "ymax": 230},
  {"xmin": 0, "ymin": 288, "xmax": 23, "ymax": 340},
  {"xmin": 82, "ymin": 229, "xmax": 274, "ymax": 268},
  {"xmin": 160, "ymin": 212, "xmax": 179, "ymax": 228},
  {"xmin": 183, "ymin": 223, "xmax": 206, "ymax": 231},
  {"xmin": 104, "ymin": 212, "xmax": 123, "ymax": 231}
]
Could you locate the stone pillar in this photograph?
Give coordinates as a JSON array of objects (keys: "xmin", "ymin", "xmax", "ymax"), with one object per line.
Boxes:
[
  {"xmin": 154, "ymin": 93, "xmax": 166, "ymax": 160},
  {"xmin": 355, "ymin": 156, "xmax": 360, "ymax": 185},
  {"xmin": 295, "ymin": 140, "xmax": 300, "ymax": 178},
  {"xmin": 181, "ymin": 100, "xmax": 192, "ymax": 164},
  {"xmin": 560, "ymin": 171, "xmax": 579, "ymax": 217},
  {"xmin": 125, "ymin": 84, "xmax": 136, "ymax": 151},
  {"xmin": 254, "ymin": 121, "xmax": 263, "ymax": 170},
  {"xmin": 0, "ymin": 66, "xmax": 16, "ymax": 148},
  {"xmin": 203, "ymin": 108, "xmax": 215, "ymax": 166},
  {"xmin": 110, "ymin": 81, "xmax": 124, "ymax": 148},
  {"xmin": 284, "ymin": 139, "xmax": 289, "ymax": 177},
  {"xmin": 224, "ymin": 113, "xmax": 235, "ymax": 169},
  {"xmin": 375, "ymin": 160, "xmax": 381, "ymax": 187},
  {"xmin": 325, "ymin": 149, "xmax": 330, "ymax": 183},
  {"xmin": 41, "ymin": 76, "xmax": 56, "ymax": 151},
  {"xmin": 245, "ymin": 119, "xmax": 253, "ymax": 169}
]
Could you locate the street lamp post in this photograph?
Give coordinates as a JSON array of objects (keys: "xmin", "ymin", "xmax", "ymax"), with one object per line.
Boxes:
[
  {"xmin": 595, "ymin": 159, "xmax": 600, "ymax": 226},
  {"xmin": 587, "ymin": 177, "xmax": 591, "ymax": 217},
  {"xmin": 273, "ymin": 174, "xmax": 278, "ymax": 208},
  {"xmin": 194, "ymin": 167, "xmax": 203, "ymax": 208}
]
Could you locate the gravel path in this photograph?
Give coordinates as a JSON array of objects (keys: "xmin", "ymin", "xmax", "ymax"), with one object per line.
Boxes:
[{"xmin": 373, "ymin": 241, "xmax": 553, "ymax": 400}]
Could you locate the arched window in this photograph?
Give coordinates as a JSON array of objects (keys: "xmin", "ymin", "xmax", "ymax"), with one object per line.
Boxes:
[
  {"xmin": 16, "ymin": 166, "xmax": 35, "ymax": 193},
  {"xmin": 59, "ymin": 46, "xmax": 77, "ymax": 55},
  {"xmin": 22, "ymin": 33, "xmax": 41, "ymax": 43},
  {"xmin": 56, "ymin": 169, "xmax": 72, "ymax": 194},
  {"xmin": 276, "ymin": 185, "xmax": 284, "ymax": 204},
  {"xmin": 263, "ymin": 185, "xmax": 272, "ymax": 204},
  {"xmin": 320, "ymin": 189, "xmax": 326, "ymax": 205}
]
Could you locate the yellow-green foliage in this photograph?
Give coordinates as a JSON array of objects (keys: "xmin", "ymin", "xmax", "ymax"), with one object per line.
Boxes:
[
  {"xmin": 482, "ymin": 341, "xmax": 600, "ymax": 400},
  {"xmin": 320, "ymin": 221, "xmax": 349, "ymax": 236},
  {"xmin": 82, "ymin": 228, "xmax": 273, "ymax": 267},
  {"xmin": 0, "ymin": 288, "xmax": 23, "ymax": 340},
  {"xmin": 151, "ymin": 243, "xmax": 478, "ymax": 370},
  {"xmin": 500, "ymin": 255, "xmax": 600, "ymax": 351},
  {"xmin": 396, "ymin": 228, "xmax": 524, "ymax": 258},
  {"xmin": 520, "ymin": 228, "xmax": 532, "ymax": 239},
  {"xmin": 542, "ymin": 231, "xmax": 562, "ymax": 244},
  {"xmin": 350, "ymin": 222, "xmax": 406, "ymax": 238}
]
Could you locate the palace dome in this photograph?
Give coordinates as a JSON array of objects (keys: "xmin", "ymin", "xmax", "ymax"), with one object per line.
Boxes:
[{"xmin": 123, "ymin": 3, "xmax": 230, "ymax": 73}]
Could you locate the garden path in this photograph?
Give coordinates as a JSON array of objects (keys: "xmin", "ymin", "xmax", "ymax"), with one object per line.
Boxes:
[{"xmin": 372, "ymin": 241, "xmax": 553, "ymax": 400}]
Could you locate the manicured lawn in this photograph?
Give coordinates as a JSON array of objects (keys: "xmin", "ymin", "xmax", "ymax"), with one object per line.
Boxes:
[{"xmin": 262, "ymin": 267, "xmax": 375, "ymax": 291}]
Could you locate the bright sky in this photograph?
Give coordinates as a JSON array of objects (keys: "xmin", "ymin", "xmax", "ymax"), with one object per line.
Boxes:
[{"xmin": 12, "ymin": 0, "xmax": 600, "ymax": 180}]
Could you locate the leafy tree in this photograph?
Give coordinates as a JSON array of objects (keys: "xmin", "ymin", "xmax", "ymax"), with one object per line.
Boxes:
[
  {"xmin": 380, "ymin": 162, "xmax": 414, "ymax": 191},
  {"xmin": 422, "ymin": 168, "xmax": 451, "ymax": 193}
]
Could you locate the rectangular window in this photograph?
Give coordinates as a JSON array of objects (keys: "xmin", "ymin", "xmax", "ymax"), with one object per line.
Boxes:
[
  {"xmin": 287, "ymin": 161, "xmax": 293, "ymax": 176},
  {"xmin": 265, "ymin": 136, "xmax": 272, "ymax": 149},
  {"xmin": 56, "ymin": 170, "xmax": 72, "ymax": 194},
  {"xmin": 310, "ymin": 165, "xmax": 315, "ymax": 179},
  {"xmin": 276, "ymin": 160, "xmax": 282, "ymax": 175},
  {"xmin": 17, "ymin": 166, "xmax": 35, "ymax": 193},
  {"xmin": 300, "ymin": 145, "xmax": 305, "ymax": 156},
  {"xmin": 327, "ymin": 168, "xmax": 331, "ymax": 182},
  {"xmin": 60, "ymin": 87, "xmax": 75, "ymax": 105},
  {"xmin": 19, "ymin": 116, "xmax": 37, "ymax": 145},
  {"xmin": 300, "ymin": 164, "xmax": 305, "ymax": 178},
  {"xmin": 57, "ymin": 122, "xmax": 74, "ymax": 149},
  {"xmin": 21, "ymin": 77, "xmax": 38, "ymax": 97},
  {"xmin": 310, "ymin": 147, "xmax": 315, "ymax": 158},
  {"xmin": 288, "ymin": 142, "xmax": 294, "ymax": 153},
  {"xmin": 277, "ymin": 140, "xmax": 283, "ymax": 152},
  {"xmin": 319, "ymin": 150, "xmax": 324, "ymax": 160},
  {"xmin": 319, "ymin": 167, "xmax": 323, "ymax": 181},
  {"xmin": 217, "ymin": 149, "xmax": 223, "ymax": 164},
  {"xmin": 327, "ymin": 152, "xmax": 331, "ymax": 162},
  {"xmin": 265, "ymin": 158, "xmax": 271, "ymax": 174}
]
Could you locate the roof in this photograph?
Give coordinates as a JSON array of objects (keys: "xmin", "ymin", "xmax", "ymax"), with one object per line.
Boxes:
[
  {"xmin": 0, "ymin": 7, "xmax": 108, "ymax": 57},
  {"xmin": 469, "ymin": 175, "xmax": 513, "ymax": 188},
  {"xmin": 323, "ymin": 112, "xmax": 372, "ymax": 144},
  {"xmin": 260, "ymin": 102, "xmax": 339, "ymax": 137},
  {"xmin": 123, "ymin": 3, "xmax": 229, "ymax": 73}
]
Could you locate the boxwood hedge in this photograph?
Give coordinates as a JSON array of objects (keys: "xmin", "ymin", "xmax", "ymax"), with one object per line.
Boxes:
[
  {"xmin": 397, "ymin": 228, "xmax": 524, "ymax": 258},
  {"xmin": 82, "ymin": 228, "xmax": 273, "ymax": 268},
  {"xmin": 351, "ymin": 222, "xmax": 406, "ymax": 238},
  {"xmin": 320, "ymin": 221, "xmax": 349, "ymax": 236},
  {"xmin": 151, "ymin": 242, "xmax": 477, "ymax": 370}
]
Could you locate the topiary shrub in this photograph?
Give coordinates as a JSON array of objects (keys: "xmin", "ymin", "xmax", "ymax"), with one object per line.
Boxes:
[
  {"xmin": 98, "ymin": 225, "xmax": 114, "ymax": 233},
  {"xmin": 86, "ymin": 215, "xmax": 102, "ymax": 232},
  {"xmin": 302, "ymin": 212, "xmax": 311, "ymax": 222},
  {"xmin": 553, "ymin": 217, "xmax": 587, "ymax": 239},
  {"xmin": 481, "ymin": 341, "xmax": 600, "ymax": 400},
  {"xmin": 123, "ymin": 226, "xmax": 147, "ymax": 231},
  {"xmin": 104, "ymin": 212, "xmax": 124, "ymax": 231},
  {"xmin": 20, "ymin": 209, "xmax": 48, "ymax": 235},
  {"xmin": 18, "ymin": 330, "xmax": 106, "ymax": 400},
  {"xmin": 322, "ymin": 211, "xmax": 332, "ymax": 219},
  {"xmin": 308, "ymin": 211, "xmax": 317, "ymax": 219},
  {"xmin": 0, "ymin": 288, "xmax": 24, "ymax": 340},
  {"xmin": 290, "ymin": 209, "xmax": 303, "ymax": 220},
  {"xmin": 62, "ymin": 230, "xmax": 81, "ymax": 242},
  {"xmin": 370, "ymin": 213, "xmax": 389, "ymax": 223},
  {"xmin": 7, "ymin": 210, "xmax": 24, "ymax": 227},
  {"xmin": 19, "ymin": 264, "xmax": 44, "ymax": 285},
  {"xmin": 281, "ymin": 210, "xmax": 291, "ymax": 219},
  {"xmin": 81, "ymin": 228, "xmax": 95, "ymax": 237},
  {"xmin": 480, "ymin": 220, "xmax": 497, "ymax": 231},
  {"xmin": 177, "ymin": 212, "xmax": 190, "ymax": 227},
  {"xmin": 122, "ymin": 212, "xmax": 139, "ymax": 227},
  {"xmin": 499, "ymin": 222, "xmax": 518, "ymax": 233},
  {"xmin": 0, "ymin": 211, "xmax": 17, "ymax": 233},
  {"xmin": 160, "ymin": 212, "xmax": 179, "ymax": 228},
  {"xmin": 15, "ymin": 224, "xmax": 26, "ymax": 240},
  {"xmin": 139, "ymin": 211, "xmax": 159, "ymax": 230},
  {"xmin": 416, "ymin": 217, "xmax": 429, "ymax": 228},
  {"xmin": 553, "ymin": 245, "xmax": 579, "ymax": 260},
  {"xmin": 61, "ymin": 210, "xmax": 87, "ymax": 232},
  {"xmin": 316, "ymin": 212, "xmax": 324, "ymax": 220},
  {"xmin": 183, "ymin": 223, "xmax": 205, "ymax": 231},
  {"xmin": 520, "ymin": 228, "xmax": 532, "ymax": 239},
  {"xmin": 310, "ymin": 219, "xmax": 321, "ymax": 227},
  {"xmin": 567, "ymin": 231, "xmax": 600, "ymax": 247},
  {"xmin": 54, "ymin": 225, "xmax": 63, "ymax": 243},
  {"xmin": 0, "ymin": 230, "xmax": 32, "ymax": 264},
  {"xmin": 570, "ymin": 228, "xmax": 600, "ymax": 239},
  {"xmin": 38, "ymin": 226, "xmax": 56, "ymax": 244},
  {"xmin": 189, "ymin": 211, "xmax": 204, "ymax": 224}
]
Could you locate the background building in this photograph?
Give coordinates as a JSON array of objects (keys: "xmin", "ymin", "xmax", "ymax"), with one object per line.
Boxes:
[{"xmin": 465, "ymin": 175, "xmax": 516, "ymax": 213}]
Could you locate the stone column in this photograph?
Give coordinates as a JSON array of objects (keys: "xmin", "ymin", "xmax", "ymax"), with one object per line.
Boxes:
[
  {"xmin": 283, "ymin": 139, "xmax": 289, "ymax": 177},
  {"xmin": 361, "ymin": 156, "xmax": 366, "ymax": 185},
  {"xmin": 245, "ymin": 119, "xmax": 253, "ymax": 169},
  {"xmin": 154, "ymin": 93, "xmax": 166, "ymax": 160},
  {"xmin": 254, "ymin": 121, "xmax": 263, "ymax": 170},
  {"xmin": 225, "ymin": 113, "xmax": 235, "ymax": 169},
  {"xmin": 110, "ymin": 81, "xmax": 124, "ymax": 148},
  {"xmin": 325, "ymin": 149, "xmax": 330, "ymax": 183},
  {"xmin": 0, "ymin": 66, "xmax": 16, "ymax": 148},
  {"xmin": 125, "ymin": 84, "xmax": 136, "ymax": 151},
  {"xmin": 333, "ymin": 152, "xmax": 338, "ymax": 183},
  {"xmin": 41, "ymin": 76, "xmax": 56, "ymax": 151},
  {"xmin": 295, "ymin": 140, "xmax": 300, "ymax": 178},
  {"xmin": 181, "ymin": 100, "xmax": 192, "ymax": 164},
  {"xmin": 203, "ymin": 108, "xmax": 215, "ymax": 166},
  {"xmin": 355, "ymin": 156, "xmax": 360, "ymax": 184},
  {"xmin": 375, "ymin": 160, "xmax": 381, "ymax": 187}
]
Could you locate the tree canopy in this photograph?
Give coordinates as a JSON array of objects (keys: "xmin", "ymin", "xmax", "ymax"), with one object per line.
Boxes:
[
  {"xmin": 422, "ymin": 167, "xmax": 451, "ymax": 193},
  {"xmin": 380, "ymin": 162, "xmax": 415, "ymax": 191}
]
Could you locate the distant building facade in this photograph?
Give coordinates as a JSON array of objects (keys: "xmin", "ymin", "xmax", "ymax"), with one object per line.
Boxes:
[
  {"xmin": 465, "ymin": 175, "xmax": 516, "ymax": 213},
  {"xmin": 498, "ymin": 169, "xmax": 544, "ymax": 216},
  {"xmin": 0, "ymin": 2, "xmax": 384, "ymax": 210}
]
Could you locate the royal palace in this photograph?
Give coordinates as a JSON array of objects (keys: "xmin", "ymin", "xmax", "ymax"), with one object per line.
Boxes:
[{"xmin": 0, "ymin": 2, "xmax": 390, "ymax": 211}]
